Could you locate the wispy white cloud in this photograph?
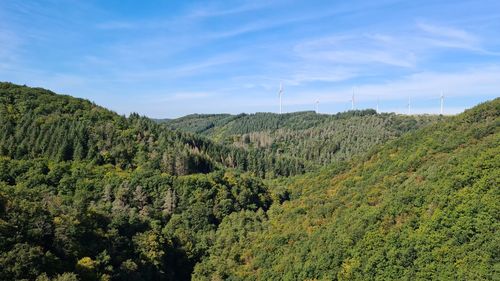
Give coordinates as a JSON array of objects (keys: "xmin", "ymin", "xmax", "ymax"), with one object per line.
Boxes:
[
  {"xmin": 160, "ymin": 91, "xmax": 212, "ymax": 101},
  {"xmin": 356, "ymin": 66, "xmax": 500, "ymax": 100},
  {"xmin": 416, "ymin": 22, "xmax": 485, "ymax": 52},
  {"xmin": 294, "ymin": 34, "xmax": 418, "ymax": 68},
  {"xmin": 105, "ymin": 52, "xmax": 243, "ymax": 82},
  {"xmin": 186, "ymin": 1, "xmax": 274, "ymax": 19},
  {"xmin": 277, "ymin": 66, "xmax": 500, "ymax": 108},
  {"xmin": 286, "ymin": 21, "xmax": 500, "ymax": 87},
  {"xmin": 417, "ymin": 22, "xmax": 477, "ymax": 44},
  {"xmin": 95, "ymin": 1, "xmax": 274, "ymax": 31},
  {"xmin": 286, "ymin": 66, "xmax": 359, "ymax": 85}
]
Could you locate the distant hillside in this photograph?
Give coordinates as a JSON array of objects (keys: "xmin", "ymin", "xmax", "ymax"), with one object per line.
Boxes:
[
  {"xmin": 157, "ymin": 113, "xmax": 237, "ymax": 134},
  {"xmin": 193, "ymin": 98, "xmax": 500, "ymax": 280},
  {"xmin": 160, "ymin": 111, "xmax": 328, "ymax": 135},
  {"xmin": 1, "ymin": 82, "xmax": 438, "ymax": 178},
  {"xmin": 162, "ymin": 110, "xmax": 443, "ymax": 170},
  {"xmin": 0, "ymin": 83, "xmax": 304, "ymax": 177}
]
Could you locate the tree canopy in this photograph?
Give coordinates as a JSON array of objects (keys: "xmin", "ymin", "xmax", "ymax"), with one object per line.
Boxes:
[{"xmin": 0, "ymin": 82, "xmax": 498, "ymax": 280}]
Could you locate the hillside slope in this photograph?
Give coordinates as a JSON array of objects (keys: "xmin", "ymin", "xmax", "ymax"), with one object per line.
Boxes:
[
  {"xmin": 163, "ymin": 110, "xmax": 442, "ymax": 169},
  {"xmin": 193, "ymin": 98, "xmax": 500, "ymax": 280},
  {"xmin": 0, "ymin": 83, "xmax": 272, "ymax": 280},
  {"xmin": 0, "ymin": 83, "xmax": 304, "ymax": 177}
]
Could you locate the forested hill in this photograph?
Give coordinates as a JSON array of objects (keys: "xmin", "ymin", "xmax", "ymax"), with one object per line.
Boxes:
[
  {"xmin": 0, "ymin": 83, "xmax": 305, "ymax": 177},
  {"xmin": 193, "ymin": 98, "xmax": 500, "ymax": 280},
  {"xmin": 0, "ymin": 82, "xmax": 214, "ymax": 174},
  {"xmin": 0, "ymin": 83, "xmax": 273, "ymax": 280},
  {"xmin": 0, "ymin": 82, "xmax": 439, "ymax": 178},
  {"xmin": 161, "ymin": 109, "xmax": 443, "ymax": 169},
  {"xmin": 0, "ymin": 81, "xmax": 498, "ymax": 281}
]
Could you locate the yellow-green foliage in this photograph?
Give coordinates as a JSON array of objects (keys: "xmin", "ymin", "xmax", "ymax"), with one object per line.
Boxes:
[
  {"xmin": 193, "ymin": 98, "xmax": 500, "ymax": 280},
  {"xmin": 1, "ymin": 82, "xmax": 498, "ymax": 281}
]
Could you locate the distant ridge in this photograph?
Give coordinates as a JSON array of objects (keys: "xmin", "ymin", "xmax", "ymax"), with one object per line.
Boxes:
[{"xmin": 161, "ymin": 108, "xmax": 443, "ymax": 171}]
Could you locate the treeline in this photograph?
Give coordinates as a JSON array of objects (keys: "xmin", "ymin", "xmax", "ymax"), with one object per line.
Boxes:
[
  {"xmin": 163, "ymin": 109, "xmax": 442, "ymax": 168},
  {"xmin": 0, "ymin": 83, "xmax": 306, "ymax": 177},
  {"xmin": 162, "ymin": 110, "xmax": 380, "ymax": 135},
  {"xmin": 193, "ymin": 98, "xmax": 500, "ymax": 280}
]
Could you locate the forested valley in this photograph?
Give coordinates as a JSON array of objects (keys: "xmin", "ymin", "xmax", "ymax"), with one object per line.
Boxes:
[
  {"xmin": 0, "ymin": 82, "xmax": 498, "ymax": 280},
  {"xmin": 161, "ymin": 109, "xmax": 441, "ymax": 169}
]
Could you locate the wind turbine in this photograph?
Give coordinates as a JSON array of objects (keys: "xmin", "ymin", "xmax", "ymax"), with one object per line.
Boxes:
[
  {"xmin": 351, "ymin": 87, "xmax": 355, "ymax": 110},
  {"xmin": 440, "ymin": 91, "xmax": 444, "ymax": 115},
  {"xmin": 278, "ymin": 82, "xmax": 284, "ymax": 114},
  {"xmin": 315, "ymin": 99, "xmax": 319, "ymax": 113},
  {"xmin": 408, "ymin": 96, "xmax": 411, "ymax": 115},
  {"xmin": 376, "ymin": 98, "xmax": 379, "ymax": 113}
]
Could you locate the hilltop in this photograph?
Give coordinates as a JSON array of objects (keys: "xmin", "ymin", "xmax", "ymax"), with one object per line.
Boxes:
[
  {"xmin": 0, "ymin": 83, "xmax": 303, "ymax": 177},
  {"xmin": 161, "ymin": 109, "xmax": 442, "ymax": 170}
]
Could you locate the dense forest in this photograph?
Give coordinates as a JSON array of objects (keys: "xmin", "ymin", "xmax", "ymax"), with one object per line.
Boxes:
[
  {"xmin": 0, "ymin": 82, "xmax": 498, "ymax": 280},
  {"xmin": 0, "ymin": 83, "xmax": 438, "ymax": 179},
  {"xmin": 0, "ymin": 83, "xmax": 306, "ymax": 178},
  {"xmin": 161, "ymin": 110, "xmax": 442, "ymax": 168},
  {"xmin": 193, "ymin": 98, "xmax": 500, "ymax": 280},
  {"xmin": 0, "ymin": 83, "xmax": 273, "ymax": 280}
]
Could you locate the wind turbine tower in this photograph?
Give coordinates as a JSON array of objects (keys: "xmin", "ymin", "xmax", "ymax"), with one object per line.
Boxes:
[
  {"xmin": 351, "ymin": 87, "xmax": 355, "ymax": 110},
  {"xmin": 278, "ymin": 82, "xmax": 284, "ymax": 114},
  {"xmin": 408, "ymin": 96, "xmax": 411, "ymax": 115},
  {"xmin": 376, "ymin": 98, "xmax": 379, "ymax": 113},
  {"xmin": 315, "ymin": 99, "xmax": 319, "ymax": 113},
  {"xmin": 440, "ymin": 91, "xmax": 444, "ymax": 115}
]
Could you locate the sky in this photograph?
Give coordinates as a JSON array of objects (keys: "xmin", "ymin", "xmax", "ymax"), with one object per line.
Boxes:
[{"xmin": 1, "ymin": 0, "xmax": 500, "ymax": 118}]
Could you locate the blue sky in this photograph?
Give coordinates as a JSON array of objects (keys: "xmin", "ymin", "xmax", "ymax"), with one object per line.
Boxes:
[{"xmin": 1, "ymin": 0, "xmax": 499, "ymax": 118}]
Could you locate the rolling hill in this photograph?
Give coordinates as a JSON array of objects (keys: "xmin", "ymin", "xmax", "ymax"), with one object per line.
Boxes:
[
  {"xmin": 0, "ymin": 82, "xmax": 497, "ymax": 281},
  {"xmin": 161, "ymin": 110, "xmax": 443, "ymax": 171},
  {"xmin": 0, "ymin": 83, "xmax": 305, "ymax": 177},
  {"xmin": 193, "ymin": 98, "xmax": 500, "ymax": 280},
  {"xmin": 0, "ymin": 83, "xmax": 273, "ymax": 280}
]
